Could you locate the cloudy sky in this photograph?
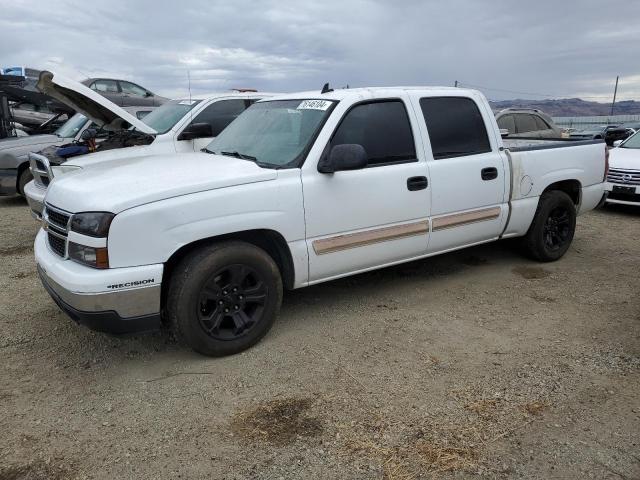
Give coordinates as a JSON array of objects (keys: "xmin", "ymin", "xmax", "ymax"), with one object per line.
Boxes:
[{"xmin": 2, "ymin": 0, "xmax": 639, "ymax": 102}]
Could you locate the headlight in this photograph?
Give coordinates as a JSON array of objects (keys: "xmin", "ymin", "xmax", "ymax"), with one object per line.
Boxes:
[
  {"xmin": 70, "ymin": 212, "xmax": 114, "ymax": 237},
  {"xmin": 50, "ymin": 165, "xmax": 82, "ymax": 177},
  {"xmin": 68, "ymin": 242, "xmax": 109, "ymax": 269}
]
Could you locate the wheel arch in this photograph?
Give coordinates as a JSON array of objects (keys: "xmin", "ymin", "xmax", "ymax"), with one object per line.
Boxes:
[
  {"xmin": 540, "ymin": 179, "xmax": 582, "ymax": 206},
  {"xmin": 161, "ymin": 229, "xmax": 296, "ymax": 305}
]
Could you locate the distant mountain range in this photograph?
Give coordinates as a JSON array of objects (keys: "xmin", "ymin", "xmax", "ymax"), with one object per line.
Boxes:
[{"xmin": 489, "ymin": 98, "xmax": 640, "ymax": 117}]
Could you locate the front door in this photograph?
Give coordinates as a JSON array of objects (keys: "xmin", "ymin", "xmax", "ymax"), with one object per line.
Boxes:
[{"xmin": 302, "ymin": 96, "xmax": 431, "ymax": 283}]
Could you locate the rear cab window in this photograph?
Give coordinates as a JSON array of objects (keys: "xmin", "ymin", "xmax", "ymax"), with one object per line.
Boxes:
[
  {"xmin": 419, "ymin": 97, "xmax": 491, "ymax": 159},
  {"xmin": 330, "ymin": 100, "xmax": 416, "ymax": 166}
]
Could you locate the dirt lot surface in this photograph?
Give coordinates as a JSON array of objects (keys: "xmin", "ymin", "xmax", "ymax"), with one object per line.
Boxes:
[{"xmin": 1, "ymin": 195, "xmax": 639, "ymax": 480}]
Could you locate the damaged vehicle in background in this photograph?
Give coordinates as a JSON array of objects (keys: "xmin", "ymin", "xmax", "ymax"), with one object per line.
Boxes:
[
  {"xmin": 25, "ymin": 71, "xmax": 273, "ymax": 217},
  {"xmin": 0, "ymin": 106, "xmax": 154, "ymax": 198}
]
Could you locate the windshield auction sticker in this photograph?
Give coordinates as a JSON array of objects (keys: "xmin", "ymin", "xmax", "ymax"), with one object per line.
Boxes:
[{"xmin": 297, "ymin": 100, "xmax": 332, "ymax": 111}]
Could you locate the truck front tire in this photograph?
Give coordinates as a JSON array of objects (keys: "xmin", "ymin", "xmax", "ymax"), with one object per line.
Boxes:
[
  {"xmin": 166, "ymin": 241, "xmax": 283, "ymax": 356},
  {"xmin": 522, "ymin": 190, "xmax": 576, "ymax": 262}
]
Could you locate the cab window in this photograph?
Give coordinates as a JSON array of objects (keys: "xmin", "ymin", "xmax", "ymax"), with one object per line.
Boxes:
[{"xmin": 331, "ymin": 100, "xmax": 416, "ymax": 166}]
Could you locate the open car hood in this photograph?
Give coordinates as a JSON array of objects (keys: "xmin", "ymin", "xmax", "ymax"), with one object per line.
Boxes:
[{"xmin": 36, "ymin": 71, "xmax": 157, "ymax": 135}]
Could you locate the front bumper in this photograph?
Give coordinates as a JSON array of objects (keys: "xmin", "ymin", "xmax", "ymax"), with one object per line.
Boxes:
[
  {"xmin": 35, "ymin": 229, "xmax": 163, "ymax": 335},
  {"xmin": 0, "ymin": 168, "xmax": 17, "ymax": 196},
  {"xmin": 604, "ymin": 182, "xmax": 640, "ymax": 205},
  {"xmin": 24, "ymin": 180, "xmax": 45, "ymax": 219}
]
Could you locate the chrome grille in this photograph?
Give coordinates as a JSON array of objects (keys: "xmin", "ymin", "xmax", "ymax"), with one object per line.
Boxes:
[
  {"xmin": 47, "ymin": 231, "xmax": 66, "ymax": 256},
  {"xmin": 43, "ymin": 203, "xmax": 71, "ymax": 258},
  {"xmin": 28, "ymin": 152, "xmax": 54, "ymax": 189},
  {"xmin": 607, "ymin": 168, "xmax": 640, "ymax": 186},
  {"xmin": 45, "ymin": 207, "xmax": 70, "ymax": 230}
]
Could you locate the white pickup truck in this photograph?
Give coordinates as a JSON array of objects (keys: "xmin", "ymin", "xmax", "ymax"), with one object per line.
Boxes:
[
  {"xmin": 24, "ymin": 71, "xmax": 271, "ymax": 217},
  {"xmin": 34, "ymin": 87, "xmax": 607, "ymax": 356}
]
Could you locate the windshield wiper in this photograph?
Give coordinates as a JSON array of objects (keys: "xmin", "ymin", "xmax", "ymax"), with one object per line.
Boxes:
[{"xmin": 221, "ymin": 150, "xmax": 258, "ymax": 161}]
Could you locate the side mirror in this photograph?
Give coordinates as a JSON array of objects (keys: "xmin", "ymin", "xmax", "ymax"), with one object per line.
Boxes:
[
  {"xmin": 318, "ymin": 144, "xmax": 368, "ymax": 173},
  {"xmin": 613, "ymin": 139, "xmax": 623, "ymax": 147},
  {"xmin": 499, "ymin": 128, "xmax": 510, "ymax": 138},
  {"xmin": 178, "ymin": 122, "xmax": 213, "ymax": 141},
  {"xmin": 144, "ymin": 91, "xmax": 153, "ymax": 97}
]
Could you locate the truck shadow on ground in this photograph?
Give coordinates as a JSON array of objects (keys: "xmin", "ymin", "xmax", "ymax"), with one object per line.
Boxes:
[
  {"xmin": 602, "ymin": 203, "xmax": 640, "ymax": 217},
  {"xmin": 35, "ymin": 239, "xmax": 528, "ymax": 368},
  {"xmin": 0, "ymin": 195, "xmax": 27, "ymax": 208}
]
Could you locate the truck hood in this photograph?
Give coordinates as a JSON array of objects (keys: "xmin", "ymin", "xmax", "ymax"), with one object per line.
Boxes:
[
  {"xmin": 36, "ymin": 71, "xmax": 157, "ymax": 135},
  {"xmin": 0, "ymin": 134, "xmax": 60, "ymax": 152},
  {"xmin": 45, "ymin": 152, "xmax": 278, "ymax": 213},
  {"xmin": 609, "ymin": 147, "xmax": 640, "ymax": 171}
]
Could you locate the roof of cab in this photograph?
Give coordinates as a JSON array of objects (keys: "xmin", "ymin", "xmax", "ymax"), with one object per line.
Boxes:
[{"xmin": 257, "ymin": 86, "xmax": 481, "ymax": 103}]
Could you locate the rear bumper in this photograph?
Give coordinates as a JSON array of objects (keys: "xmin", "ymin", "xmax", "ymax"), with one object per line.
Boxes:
[
  {"xmin": 0, "ymin": 168, "xmax": 17, "ymax": 196},
  {"xmin": 35, "ymin": 229, "xmax": 163, "ymax": 335},
  {"xmin": 24, "ymin": 180, "xmax": 45, "ymax": 219}
]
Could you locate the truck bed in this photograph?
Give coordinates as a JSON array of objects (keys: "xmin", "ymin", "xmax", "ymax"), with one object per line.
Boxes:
[{"xmin": 503, "ymin": 137, "xmax": 604, "ymax": 152}]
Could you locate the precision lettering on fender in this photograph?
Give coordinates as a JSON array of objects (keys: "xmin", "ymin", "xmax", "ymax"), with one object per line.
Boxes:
[{"xmin": 107, "ymin": 278, "xmax": 155, "ymax": 289}]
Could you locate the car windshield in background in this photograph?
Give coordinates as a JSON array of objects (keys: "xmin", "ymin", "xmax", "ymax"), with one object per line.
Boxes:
[
  {"xmin": 205, "ymin": 99, "xmax": 336, "ymax": 168},
  {"xmin": 141, "ymin": 99, "xmax": 202, "ymax": 134},
  {"xmin": 54, "ymin": 113, "xmax": 88, "ymax": 138},
  {"xmin": 621, "ymin": 131, "xmax": 640, "ymax": 149}
]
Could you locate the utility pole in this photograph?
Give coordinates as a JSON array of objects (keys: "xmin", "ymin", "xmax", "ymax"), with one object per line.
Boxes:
[
  {"xmin": 454, "ymin": 80, "xmax": 458, "ymax": 88},
  {"xmin": 610, "ymin": 76, "xmax": 619, "ymax": 116}
]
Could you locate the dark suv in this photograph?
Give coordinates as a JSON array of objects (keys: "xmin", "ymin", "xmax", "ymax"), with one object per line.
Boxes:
[
  {"xmin": 495, "ymin": 108, "xmax": 563, "ymax": 138},
  {"xmin": 81, "ymin": 78, "xmax": 168, "ymax": 107}
]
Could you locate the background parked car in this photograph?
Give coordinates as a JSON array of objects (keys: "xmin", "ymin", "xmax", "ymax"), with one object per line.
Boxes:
[
  {"xmin": 495, "ymin": 108, "xmax": 563, "ymax": 138},
  {"xmin": 0, "ymin": 106, "xmax": 154, "ymax": 197},
  {"xmin": 81, "ymin": 78, "xmax": 168, "ymax": 107},
  {"xmin": 569, "ymin": 125, "xmax": 632, "ymax": 146}
]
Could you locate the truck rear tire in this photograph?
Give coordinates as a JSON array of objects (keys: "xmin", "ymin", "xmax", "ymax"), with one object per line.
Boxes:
[
  {"xmin": 522, "ymin": 190, "xmax": 576, "ymax": 262},
  {"xmin": 166, "ymin": 241, "xmax": 283, "ymax": 356}
]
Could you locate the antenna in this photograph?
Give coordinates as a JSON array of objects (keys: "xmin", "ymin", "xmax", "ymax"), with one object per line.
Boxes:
[
  {"xmin": 321, "ymin": 82, "xmax": 333, "ymax": 94},
  {"xmin": 187, "ymin": 69, "xmax": 194, "ymax": 127}
]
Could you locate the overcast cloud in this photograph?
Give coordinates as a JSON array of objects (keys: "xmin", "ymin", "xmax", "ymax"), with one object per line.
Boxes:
[{"xmin": 1, "ymin": 0, "xmax": 639, "ymax": 101}]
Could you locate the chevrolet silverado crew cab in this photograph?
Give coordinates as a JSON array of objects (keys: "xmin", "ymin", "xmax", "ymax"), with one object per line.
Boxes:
[
  {"xmin": 24, "ymin": 71, "xmax": 272, "ymax": 217},
  {"xmin": 34, "ymin": 86, "xmax": 607, "ymax": 356}
]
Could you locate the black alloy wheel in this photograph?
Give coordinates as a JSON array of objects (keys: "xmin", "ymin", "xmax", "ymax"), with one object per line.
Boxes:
[
  {"xmin": 543, "ymin": 206, "xmax": 572, "ymax": 251},
  {"xmin": 198, "ymin": 264, "xmax": 267, "ymax": 341}
]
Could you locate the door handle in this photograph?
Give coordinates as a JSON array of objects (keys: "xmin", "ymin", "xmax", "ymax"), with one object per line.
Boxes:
[
  {"xmin": 481, "ymin": 167, "xmax": 498, "ymax": 181},
  {"xmin": 407, "ymin": 176, "xmax": 428, "ymax": 191}
]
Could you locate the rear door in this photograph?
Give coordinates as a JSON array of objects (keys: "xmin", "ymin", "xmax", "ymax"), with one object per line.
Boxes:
[
  {"xmin": 119, "ymin": 81, "xmax": 153, "ymax": 107},
  {"xmin": 410, "ymin": 94, "xmax": 508, "ymax": 253},
  {"xmin": 302, "ymin": 95, "xmax": 431, "ymax": 282}
]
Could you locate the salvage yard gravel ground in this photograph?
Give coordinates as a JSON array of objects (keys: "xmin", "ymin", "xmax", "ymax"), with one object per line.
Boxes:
[{"xmin": 0, "ymin": 195, "xmax": 638, "ymax": 479}]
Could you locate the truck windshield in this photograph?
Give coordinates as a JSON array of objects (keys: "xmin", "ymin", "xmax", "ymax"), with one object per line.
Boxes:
[
  {"xmin": 54, "ymin": 113, "xmax": 88, "ymax": 138},
  {"xmin": 141, "ymin": 99, "xmax": 202, "ymax": 134},
  {"xmin": 621, "ymin": 131, "xmax": 640, "ymax": 149},
  {"xmin": 205, "ymin": 99, "xmax": 336, "ymax": 168}
]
